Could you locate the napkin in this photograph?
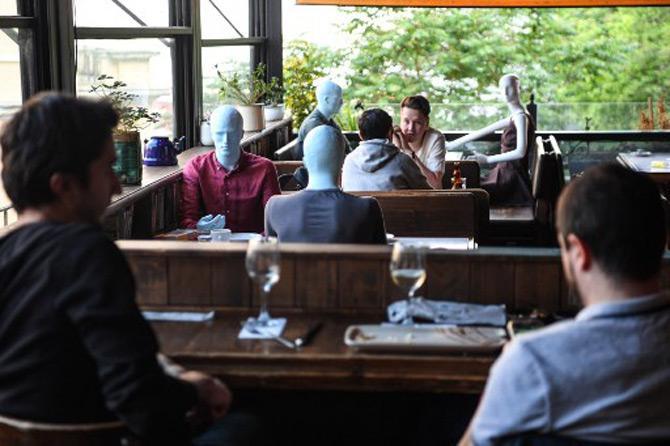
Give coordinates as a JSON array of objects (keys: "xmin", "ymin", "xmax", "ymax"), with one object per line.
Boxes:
[
  {"xmin": 387, "ymin": 299, "xmax": 506, "ymax": 326},
  {"xmin": 238, "ymin": 317, "xmax": 287, "ymax": 339},
  {"xmin": 142, "ymin": 310, "xmax": 214, "ymax": 322}
]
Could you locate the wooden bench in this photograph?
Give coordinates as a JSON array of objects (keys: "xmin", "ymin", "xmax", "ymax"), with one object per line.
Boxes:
[{"xmin": 348, "ymin": 190, "xmax": 477, "ymax": 239}]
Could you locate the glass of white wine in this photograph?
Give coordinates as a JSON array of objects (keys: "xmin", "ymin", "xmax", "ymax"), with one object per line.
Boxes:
[
  {"xmin": 245, "ymin": 236, "xmax": 280, "ymax": 327},
  {"xmin": 390, "ymin": 242, "xmax": 427, "ymax": 325}
]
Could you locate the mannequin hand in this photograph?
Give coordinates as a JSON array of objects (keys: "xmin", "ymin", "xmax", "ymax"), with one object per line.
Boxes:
[
  {"xmin": 466, "ymin": 152, "xmax": 488, "ymax": 165},
  {"xmin": 196, "ymin": 214, "xmax": 226, "ymax": 231}
]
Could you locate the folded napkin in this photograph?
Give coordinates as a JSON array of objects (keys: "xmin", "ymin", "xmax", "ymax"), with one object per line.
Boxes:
[
  {"xmin": 142, "ymin": 310, "xmax": 215, "ymax": 322},
  {"xmin": 238, "ymin": 317, "xmax": 287, "ymax": 339},
  {"xmin": 387, "ymin": 299, "xmax": 506, "ymax": 326}
]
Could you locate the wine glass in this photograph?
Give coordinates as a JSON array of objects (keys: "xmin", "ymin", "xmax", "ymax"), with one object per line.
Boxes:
[
  {"xmin": 390, "ymin": 242, "xmax": 426, "ymax": 325},
  {"xmin": 245, "ymin": 236, "xmax": 280, "ymax": 327}
]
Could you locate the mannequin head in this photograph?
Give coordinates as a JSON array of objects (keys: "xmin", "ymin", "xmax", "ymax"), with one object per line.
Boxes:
[
  {"xmin": 399, "ymin": 95, "xmax": 430, "ymax": 145},
  {"xmin": 499, "ymin": 74, "xmax": 522, "ymax": 107},
  {"xmin": 211, "ymin": 105, "xmax": 243, "ymax": 170},
  {"xmin": 316, "ymin": 80, "xmax": 344, "ymax": 119},
  {"xmin": 303, "ymin": 125, "xmax": 344, "ymax": 190}
]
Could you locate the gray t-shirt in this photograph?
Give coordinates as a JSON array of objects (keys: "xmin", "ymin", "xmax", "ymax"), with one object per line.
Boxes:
[{"xmin": 264, "ymin": 189, "xmax": 387, "ymax": 244}]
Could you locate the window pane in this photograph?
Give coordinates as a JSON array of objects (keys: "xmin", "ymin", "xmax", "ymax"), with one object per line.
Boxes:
[
  {"xmin": 0, "ymin": 28, "xmax": 21, "ymax": 126},
  {"xmin": 201, "ymin": 0, "xmax": 249, "ymax": 39},
  {"xmin": 0, "ymin": 0, "xmax": 17, "ymax": 16},
  {"xmin": 76, "ymin": 38, "xmax": 174, "ymax": 139},
  {"xmin": 202, "ymin": 45, "xmax": 252, "ymax": 117},
  {"xmin": 74, "ymin": 0, "xmax": 169, "ymax": 27}
]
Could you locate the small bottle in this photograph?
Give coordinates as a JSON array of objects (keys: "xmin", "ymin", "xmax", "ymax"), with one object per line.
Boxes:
[{"xmin": 451, "ymin": 162, "xmax": 463, "ymax": 190}]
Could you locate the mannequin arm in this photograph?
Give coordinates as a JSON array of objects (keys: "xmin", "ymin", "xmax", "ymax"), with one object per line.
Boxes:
[
  {"xmin": 486, "ymin": 112, "xmax": 528, "ymax": 164},
  {"xmin": 445, "ymin": 118, "xmax": 509, "ymax": 151}
]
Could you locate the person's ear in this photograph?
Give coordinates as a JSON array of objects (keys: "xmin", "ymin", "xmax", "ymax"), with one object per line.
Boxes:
[
  {"xmin": 358, "ymin": 130, "xmax": 365, "ymax": 141},
  {"xmin": 566, "ymin": 233, "xmax": 592, "ymax": 272},
  {"xmin": 49, "ymin": 173, "xmax": 70, "ymax": 198}
]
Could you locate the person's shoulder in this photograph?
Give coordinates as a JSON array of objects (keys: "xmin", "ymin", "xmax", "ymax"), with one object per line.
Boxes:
[
  {"xmin": 243, "ymin": 152, "xmax": 274, "ymax": 169},
  {"xmin": 511, "ymin": 319, "xmax": 581, "ymax": 359},
  {"xmin": 426, "ymin": 128, "xmax": 446, "ymax": 145},
  {"xmin": 184, "ymin": 150, "xmax": 215, "ymax": 171}
]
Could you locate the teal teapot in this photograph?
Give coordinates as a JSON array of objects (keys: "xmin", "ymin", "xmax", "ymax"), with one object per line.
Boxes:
[{"xmin": 143, "ymin": 136, "xmax": 186, "ymax": 166}]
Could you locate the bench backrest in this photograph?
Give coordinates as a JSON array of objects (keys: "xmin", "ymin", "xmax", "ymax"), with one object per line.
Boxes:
[
  {"xmin": 0, "ymin": 415, "xmax": 133, "ymax": 446},
  {"xmin": 348, "ymin": 190, "xmax": 477, "ymax": 239}
]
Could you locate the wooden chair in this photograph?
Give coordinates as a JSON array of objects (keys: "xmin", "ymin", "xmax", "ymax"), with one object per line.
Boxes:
[
  {"xmin": 274, "ymin": 138, "xmax": 299, "ymax": 160},
  {"xmin": 443, "ymin": 160, "xmax": 481, "ymax": 189},
  {"xmin": 273, "ymin": 160, "xmax": 304, "ymax": 177},
  {"xmin": 349, "ymin": 190, "xmax": 477, "ymax": 239},
  {"xmin": 0, "ymin": 414, "xmax": 136, "ymax": 446}
]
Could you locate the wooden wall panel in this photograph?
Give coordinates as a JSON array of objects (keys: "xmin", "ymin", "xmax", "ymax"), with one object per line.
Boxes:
[
  {"xmin": 470, "ymin": 262, "xmax": 515, "ymax": 307},
  {"xmin": 425, "ymin": 258, "xmax": 471, "ymax": 302},
  {"xmin": 514, "ymin": 261, "xmax": 561, "ymax": 311},
  {"xmin": 128, "ymin": 255, "xmax": 168, "ymax": 305},
  {"xmin": 339, "ymin": 259, "xmax": 386, "ymax": 308},
  {"xmin": 295, "ymin": 259, "xmax": 339, "ymax": 309},
  {"xmin": 211, "ymin": 257, "xmax": 251, "ymax": 307},
  {"xmin": 168, "ymin": 257, "xmax": 212, "ymax": 305}
]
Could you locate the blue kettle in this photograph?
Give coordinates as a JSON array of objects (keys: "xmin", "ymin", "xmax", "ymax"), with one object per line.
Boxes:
[{"xmin": 143, "ymin": 136, "xmax": 186, "ymax": 166}]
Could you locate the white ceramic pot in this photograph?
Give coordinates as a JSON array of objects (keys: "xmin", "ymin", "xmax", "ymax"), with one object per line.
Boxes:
[
  {"xmin": 200, "ymin": 121, "xmax": 213, "ymax": 146},
  {"xmin": 236, "ymin": 104, "xmax": 265, "ymax": 132},
  {"xmin": 263, "ymin": 104, "xmax": 285, "ymax": 122}
]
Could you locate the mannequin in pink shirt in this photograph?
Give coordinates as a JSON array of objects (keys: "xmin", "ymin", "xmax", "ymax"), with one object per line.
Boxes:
[{"xmin": 181, "ymin": 106, "xmax": 280, "ymax": 233}]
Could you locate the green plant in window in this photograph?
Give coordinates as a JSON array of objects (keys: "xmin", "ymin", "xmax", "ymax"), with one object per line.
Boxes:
[
  {"xmin": 217, "ymin": 63, "xmax": 273, "ymax": 106},
  {"xmin": 89, "ymin": 74, "xmax": 161, "ymax": 134},
  {"xmin": 264, "ymin": 76, "xmax": 284, "ymax": 106}
]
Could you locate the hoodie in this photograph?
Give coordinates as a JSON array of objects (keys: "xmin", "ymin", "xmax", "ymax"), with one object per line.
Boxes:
[{"xmin": 341, "ymin": 138, "xmax": 431, "ymax": 191}]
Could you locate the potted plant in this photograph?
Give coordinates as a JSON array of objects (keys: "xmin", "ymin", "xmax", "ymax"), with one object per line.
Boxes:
[
  {"xmin": 217, "ymin": 63, "xmax": 273, "ymax": 132},
  {"xmin": 90, "ymin": 75, "xmax": 160, "ymax": 185},
  {"xmin": 263, "ymin": 77, "xmax": 285, "ymax": 122}
]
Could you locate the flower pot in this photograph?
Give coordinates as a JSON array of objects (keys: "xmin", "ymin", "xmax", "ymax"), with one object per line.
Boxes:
[
  {"xmin": 113, "ymin": 131, "xmax": 142, "ymax": 185},
  {"xmin": 236, "ymin": 104, "xmax": 265, "ymax": 132},
  {"xmin": 200, "ymin": 121, "xmax": 213, "ymax": 146},
  {"xmin": 263, "ymin": 104, "xmax": 285, "ymax": 122}
]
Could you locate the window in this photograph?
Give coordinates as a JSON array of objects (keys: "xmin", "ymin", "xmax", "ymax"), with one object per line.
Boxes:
[
  {"xmin": 202, "ymin": 45, "xmax": 253, "ymax": 116},
  {"xmin": 73, "ymin": 0, "xmax": 169, "ymax": 27},
  {"xmin": 0, "ymin": 28, "xmax": 21, "ymax": 127},
  {"xmin": 76, "ymin": 38, "xmax": 175, "ymax": 139},
  {"xmin": 201, "ymin": 0, "xmax": 249, "ymax": 39}
]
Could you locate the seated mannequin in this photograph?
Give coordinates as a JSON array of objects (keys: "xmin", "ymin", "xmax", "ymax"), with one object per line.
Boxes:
[
  {"xmin": 181, "ymin": 105, "xmax": 280, "ymax": 232},
  {"xmin": 391, "ymin": 95, "xmax": 446, "ymax": 189},
  {"xmin": 446, "ymin": 74, "xmax": 535, "ymax": 205},
  {"xmin": 292, "ymin": 80, "xmax": 349, "ymax": 161},
  {"xmin": 342, "ymin": 108, "xmax": 430, "ymax": 191},
  {"xmin": 265, "ymin": 125, "xmax": 387, "ymax": 244}
]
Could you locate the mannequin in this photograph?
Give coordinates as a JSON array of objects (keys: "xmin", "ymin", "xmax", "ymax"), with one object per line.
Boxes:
[
  {"xmin": 265, "ymin": 125, "xmax": 386, "ymax": 244},
  {"xmin": 181, "ymin": 104, "xmax": 280, "ymax": 232},
  {"xmin": 447, "ymin": 74, "xmax": 534, "ymax": 205},
  {"xmin": 292, "ymin": 80, "xmax": 347, "ymax": 162},
  {"xmin": 303, "ymin": 125, "xmax": 344, "ymax": 191},
  {"xmin": 195, "ymin": 105, "xmax": 243, "ymax": 231}
]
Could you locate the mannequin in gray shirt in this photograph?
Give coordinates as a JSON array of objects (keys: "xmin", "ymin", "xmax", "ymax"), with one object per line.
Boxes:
[{"xmin": 265, "ymin": 125, "xmax": 387, "ymax": 244}]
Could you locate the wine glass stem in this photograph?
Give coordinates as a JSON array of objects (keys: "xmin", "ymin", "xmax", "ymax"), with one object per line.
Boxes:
[
  {"xmin": 258, "ymin": 286, "xmax": 270, "ymax": 324},
  {"xmin": 405, "ymin": 289, "xmax": 416, "ymax": 324}
]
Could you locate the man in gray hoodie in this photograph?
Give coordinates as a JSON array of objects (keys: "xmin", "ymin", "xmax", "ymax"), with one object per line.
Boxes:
[{"xmin": 342, "ymin": 108, "xmax": 431, "ymax": 191}]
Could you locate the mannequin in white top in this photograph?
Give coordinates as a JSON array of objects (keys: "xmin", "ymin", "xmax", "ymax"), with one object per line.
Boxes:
[{"xmin": 446, "ymin": 74, "xmax": 529, "ymax": 166}]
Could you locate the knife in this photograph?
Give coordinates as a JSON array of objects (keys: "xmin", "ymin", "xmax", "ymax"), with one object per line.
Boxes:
[{"xmin": 294, "ymin": 322, "xmax": 323, "ymax": 348}]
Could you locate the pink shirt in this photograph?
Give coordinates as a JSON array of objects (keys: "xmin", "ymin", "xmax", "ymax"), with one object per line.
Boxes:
[{"xmin": 181, "ymin": 151, "xmax": 280, "ymax": 233}]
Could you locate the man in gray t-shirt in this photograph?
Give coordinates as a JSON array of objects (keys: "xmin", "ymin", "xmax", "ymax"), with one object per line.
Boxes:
[{"xmin": 265, "ymin": 125, "xmax": 386, "ymax": 244}]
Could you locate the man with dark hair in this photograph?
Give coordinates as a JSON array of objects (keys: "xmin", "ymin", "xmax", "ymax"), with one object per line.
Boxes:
[
  {"xmin": 392, "ymin": 95, "xmax": 446, "ymax": 189},
  {"xmin": 460, "ymin": 163, "xmax": 670, "ymax": 445},
  {"xmin": 342, "ymin": 108, "xmax": 430, "ymax": 191},
  {"xmin": 0, "ymin": 93, "xmax": 234, "ymax": 445}
]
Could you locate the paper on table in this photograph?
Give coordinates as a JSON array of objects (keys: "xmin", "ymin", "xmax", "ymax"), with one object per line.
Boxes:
[
  {"xmin": 142, "ymin": 310, "xmax": 214, "ymax": 322},
  {"xmin": 238, "ymin": 318, "xmax": 287, "ymax": 339}
]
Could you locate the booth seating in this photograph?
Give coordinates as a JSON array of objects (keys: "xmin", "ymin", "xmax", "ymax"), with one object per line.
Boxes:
[
  {"xmin": 0, "ymin": 414, "xmax": 133, "ymax": 446},
  {"xmin": 443, "ymin": 160, "xmax": 481, "ymax": 189},
  {"xmin": 349, "ymin": 189, "xmax": 489, "ymax": 243},
  {"xmin": 489, "ymin": 136, "xmax": 565, "ymax": 246},
  {"xmin": 347, "ymin": 190, "xmax": 477, "ymax": 240},
  {"xmin": 273, "ymin": 160, "xmax": 304, "ymax": 190},
  {"xmin": 274, "ymin": 138, "xmax": 298, "ymax": 160}
]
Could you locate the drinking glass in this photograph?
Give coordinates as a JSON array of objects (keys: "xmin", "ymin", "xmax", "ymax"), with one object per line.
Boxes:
[
  {"xmin": 245, "ymin": 236, "xmax": 280, "ymax": 326},
  {"xmin": 390, "ymin": 242, "xmax": 427, "ymax": 324}
]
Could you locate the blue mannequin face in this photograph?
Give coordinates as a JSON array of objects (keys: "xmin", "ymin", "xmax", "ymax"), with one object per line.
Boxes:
[
  {"xmin": 211, "ymin": 105, "xmax": 243, "ymax": 170},
  {"xmin": 316, "ymin": 81, "xmax": 343, "ymax": 119}
]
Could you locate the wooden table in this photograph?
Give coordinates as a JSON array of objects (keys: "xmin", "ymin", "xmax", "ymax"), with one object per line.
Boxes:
[{"xmin": 152, "ymin": 310, "xmax": 497, "ymax": 394}]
